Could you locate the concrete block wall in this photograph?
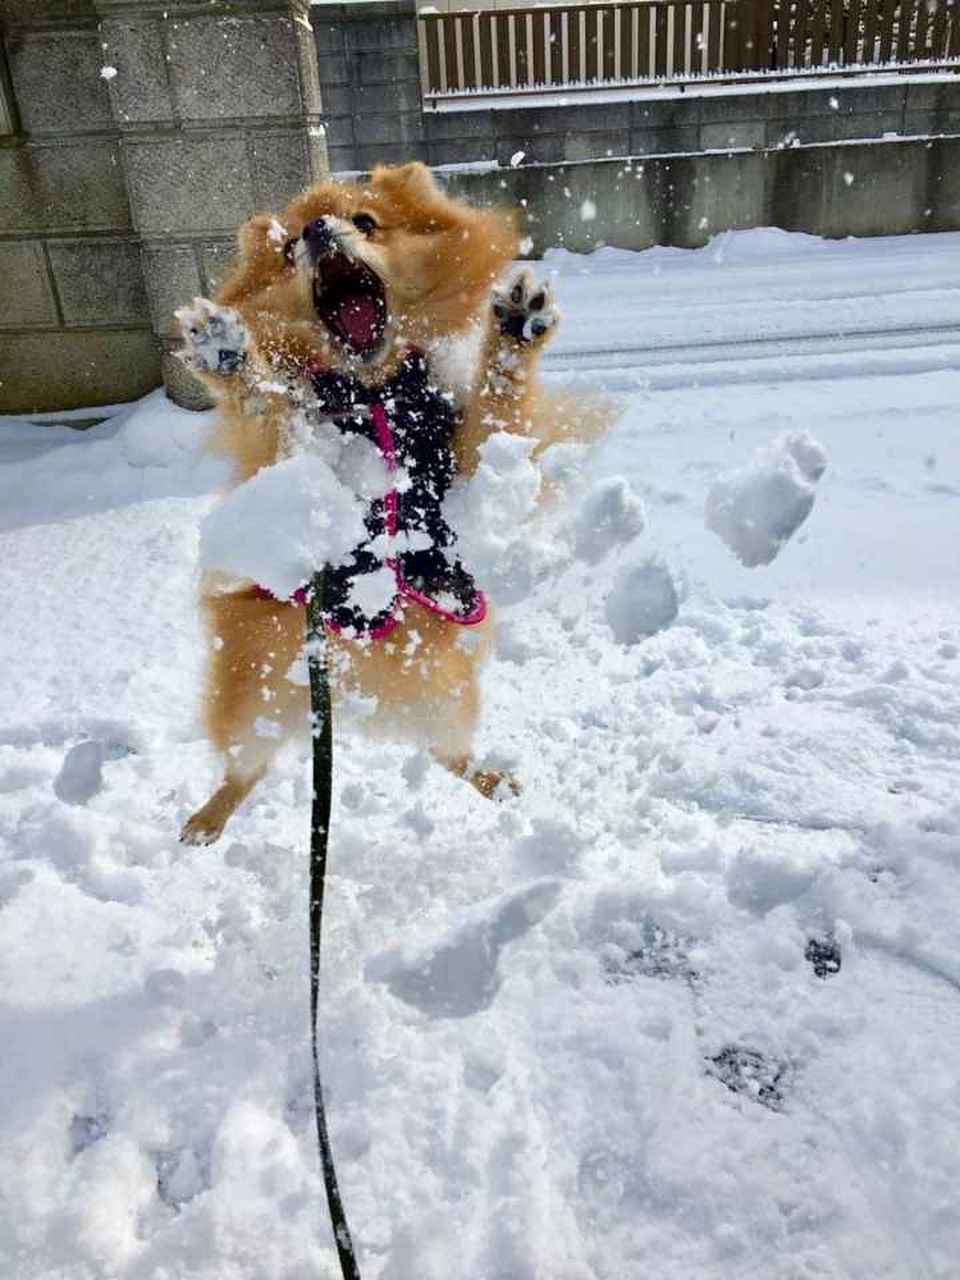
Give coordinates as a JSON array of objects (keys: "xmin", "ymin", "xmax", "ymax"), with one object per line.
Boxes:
[
  {"xmin": 423, "ymin": 77, "xmax": 960, "ymax": 169},
  {"xmin": 312, "ymin": 0, "xmax": 428, "ymax": 174},
  {"xmin": 0, "ymin": 0, "xmax": 328, "ymax": 413},
  {"xmin": 313, "ymin": 1, "xmax": 960, "ymax": 172},
  {"xmin": 0, "ymin": 0, "xmax": 159, "ymax": 412},
  {"xmin": 442, "ymin": 133, "xmax": 960, "ymax": 254}
]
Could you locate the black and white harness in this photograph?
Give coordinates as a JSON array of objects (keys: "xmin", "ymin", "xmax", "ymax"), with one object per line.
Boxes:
[{"xmin": 262, "ymin": 349, "xmax": 485, "ymax": 639}]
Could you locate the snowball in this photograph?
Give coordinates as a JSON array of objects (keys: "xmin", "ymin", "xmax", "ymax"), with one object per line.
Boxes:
[
  {"xmin": 53, "ymin": 741, "xmax": 104, "ymax": 806},
  {"xmin": 510, "ymin": 150, "xmax": 526, "ymax": 168},
  {"xmin": 199, "ymin": 454, "xmax": 367, "ymax": 598},
  {"xmin": 580, "ymin": 198, "xmax": 597, "ymax": 222},
  {"xmin": 571, "ymin": 477, "xmax": 646, "ymax": 564},
  {"xmin": 99, "ymin": 65, "xmax": 118, "ymax": 81},
  {"xmin": 605, "ymin": 556, "xmax": 679, "ymax": 644},
  {"xmin": 705, "ymin": 432, "xmax": 827, "ymax": 568}
]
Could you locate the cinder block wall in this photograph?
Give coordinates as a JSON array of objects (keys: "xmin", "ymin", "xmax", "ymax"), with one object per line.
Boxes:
[
  {"xmin": 443, "ymin": 133, "xmax": 960, "ymax": 253},
  {"xmin": 0, "ymin": 0, "xmax": 160, "ymax": 412},
  {"xmin": 416, "ymin": 78, "xmax": 960, "ymax": 168},
  {"xmin": 312, "ymin": 0, "xmax": 427, "ymax": 174},
  {"xmin": 0, "ymin": 0, "xmax": 327, "ymax": 414}
]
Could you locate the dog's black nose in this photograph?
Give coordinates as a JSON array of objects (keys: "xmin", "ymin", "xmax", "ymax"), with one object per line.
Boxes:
[{"xmin": 302, "ymin": 217, "xmax": 334, "ymax": 253}]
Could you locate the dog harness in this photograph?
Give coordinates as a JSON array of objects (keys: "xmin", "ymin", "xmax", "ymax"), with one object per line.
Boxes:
[{"xmin": 256, "ymin": 349, "xmax": 486, "ymax": 640}]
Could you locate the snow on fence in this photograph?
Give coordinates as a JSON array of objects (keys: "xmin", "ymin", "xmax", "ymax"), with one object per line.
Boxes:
[{"xmin": 418, "ymin": 0, "xmax": 960, "ymax": 97}]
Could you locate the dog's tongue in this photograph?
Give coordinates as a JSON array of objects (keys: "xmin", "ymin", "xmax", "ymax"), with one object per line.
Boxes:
[{"xmin": 336, "ymin": 294, "xmax": 380, "ymax": 349}]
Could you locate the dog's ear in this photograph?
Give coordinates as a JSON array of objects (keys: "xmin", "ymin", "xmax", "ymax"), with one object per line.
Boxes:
[{"xmin": 370, "ymin": 161, "xmax": 440, "ymax": 203}]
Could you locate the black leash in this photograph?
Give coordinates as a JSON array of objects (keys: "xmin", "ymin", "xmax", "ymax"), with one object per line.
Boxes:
[{"xmin": 306, "ymin": 572, "xmax": 362, "ymax": 1280}]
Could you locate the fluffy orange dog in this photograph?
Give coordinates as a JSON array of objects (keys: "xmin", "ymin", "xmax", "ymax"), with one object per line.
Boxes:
[{"xmin": 177, "ymin": 162, "xmax": 584, "ymax": 846}]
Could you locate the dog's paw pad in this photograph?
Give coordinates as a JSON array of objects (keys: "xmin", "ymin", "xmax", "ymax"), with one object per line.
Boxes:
[
  {"xmin": 469, "ymin": 768, "xmax": 521, "ymax": 801},
  {"xmin": 174, "ymin": 298, "xmax": 249, "ymax": 374},
  {"xmin": 179, "ymin": 810, "xmax": 225, "ymax": 847},
  {"xmin": 492, "ymin": 270, "xmax": 559, "ymax": 346}
]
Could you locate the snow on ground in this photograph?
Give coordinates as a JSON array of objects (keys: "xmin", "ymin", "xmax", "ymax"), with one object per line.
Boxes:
[{"xmin": 2, "ymin": 229, "xmax": 960, "ymax": 1280}]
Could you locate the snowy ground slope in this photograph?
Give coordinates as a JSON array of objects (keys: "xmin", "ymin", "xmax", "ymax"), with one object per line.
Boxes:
[{"xmin": 2, "ymin": 228, "xmax": 960, "ymax": 1280}]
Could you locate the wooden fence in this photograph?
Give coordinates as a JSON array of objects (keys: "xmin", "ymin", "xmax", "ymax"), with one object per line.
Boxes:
[{"xmin": 418, "ymin": 0, "xmax": 960, "ymax": 96}]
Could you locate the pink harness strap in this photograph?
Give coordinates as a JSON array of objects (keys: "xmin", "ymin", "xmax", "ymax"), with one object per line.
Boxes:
[{"xmin": 256, "ymin": 388, "xmax": 486, "ymax": 639}]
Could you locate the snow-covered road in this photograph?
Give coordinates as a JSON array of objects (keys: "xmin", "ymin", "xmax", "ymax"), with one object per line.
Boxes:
[{"xmin": 1, "ymin": 229, "xmax": 959, "ymax": 1280}]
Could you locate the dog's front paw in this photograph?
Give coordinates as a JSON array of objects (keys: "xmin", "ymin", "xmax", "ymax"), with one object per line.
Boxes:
[
  {"xmin": 468, "ymin": 767, "xmax": 521, "ymax": 801},
  {"xmin": 491, "ymin": 270, "xmax": 559, "ymax": 347},
  {"xmin": 174, "ymin": 297, "xmax": 249, "ymax": 375}
]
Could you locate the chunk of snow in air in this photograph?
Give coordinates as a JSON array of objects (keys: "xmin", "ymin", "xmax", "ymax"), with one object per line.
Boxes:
[
  {"xmin": 604, "ymin": 555, "xmax": 679, "ymax": 644},
  {"xmin": 705, "ymin": 431, "xmax": 827, "ymax": 568}
]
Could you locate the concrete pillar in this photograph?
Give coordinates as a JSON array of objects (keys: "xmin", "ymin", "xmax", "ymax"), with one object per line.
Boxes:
[
  {"xmin": 0, "ymin": 0, "xmax": 162, "ymax": 413},
  {"xmin": 93, "ymin": 0, "xmax": 329, "ymax": 408}
]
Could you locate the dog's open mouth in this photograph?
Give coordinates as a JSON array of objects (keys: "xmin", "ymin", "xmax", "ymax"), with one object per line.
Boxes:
[{"xmin": 313, "ymin": 250, "xmax": 387, "ymax": 358}]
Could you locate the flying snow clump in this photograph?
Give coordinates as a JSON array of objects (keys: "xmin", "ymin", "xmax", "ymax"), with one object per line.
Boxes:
[
  {"xmin": 605, "ymin": 556, "xmax": 679, "ymax": 644},
  {"xmin": 705, "ymin": 431, "xmax": 828, "ymax": 568},
  {"xmin": 200, "ymin": 454, "xmax": 367, "ymax": 599}
]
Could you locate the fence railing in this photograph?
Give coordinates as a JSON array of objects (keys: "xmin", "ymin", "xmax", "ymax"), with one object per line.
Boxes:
[{"xmin": 418, "ymin": 0, "xmax": 960, "ymax": 97}]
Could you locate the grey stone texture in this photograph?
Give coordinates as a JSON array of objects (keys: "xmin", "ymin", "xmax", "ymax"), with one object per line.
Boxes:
[
  {"xmin": 0, "ymin": 0, "xmax": 328, "ymax": 411},
  {"xmin": 141, "ymin": 244, "xmax": 204, "ymax": 337},
  {"xmin": 423, "ymin": 74, "xmax": 960, "ymax": 171},
  {"xmin": 165, "ymin": 15, "xmax": 304, "ymax": 122},
  {"xmin": 444, "ymin": 134, "xmax": 960, "ymax": 255},
  {"xmin": 48, "ymin": 239, "xmax": 150, "ymax": 325},
  {"xmin": 123, "ymin": 137, "xmax": 255, "ymax": 235},
  {"xmin": 98, "ymin": 18, "xmax": 175, "ymax": 125},
  {"xmin": 0, "ymin": 142, "xmax": 131, "ymax": 234},
  {"xmin": 0, "ymin": 330, "xmax": 161, "ymax": 414},
  {"xmin": 5, "ymin": 29, "xmax": 113, "ymax": 133},
  {"xmin": 0, "ymin": 242, "xmax": 59, "ymax": 328}
]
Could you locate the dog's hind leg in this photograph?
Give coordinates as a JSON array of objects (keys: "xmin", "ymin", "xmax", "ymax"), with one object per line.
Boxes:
[{"xmin": 180, "ymin": 589, "xmax": 307, "ymax": 845}]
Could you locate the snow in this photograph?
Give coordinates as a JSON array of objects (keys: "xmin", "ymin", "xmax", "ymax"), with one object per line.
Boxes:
[
  {"xmin": 199, "ymin": 452, "xmax": 370, "ymax": 599},
  {"xmin": 2, "ymin": 227, "xmax": 960, "ymax": 1279},
  {"xmin": 705, "ymin": 431, "xmax": 828, "ymax": 568},
  {"xmin": 53, "ymin": 741, "xmax": 106, "ymax": 806},
  {"xmin": 605, "ymin": 555, "xmax": 680, "ymax": 642}
]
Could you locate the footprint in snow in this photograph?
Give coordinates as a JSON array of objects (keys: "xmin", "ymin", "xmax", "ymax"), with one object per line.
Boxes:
[
  {"xmin": 805, "ymin": 934, "xmax": 842, "ymax": 979},
  {"xmin": 602, "ymin": 917, "xmax": 698, "ymax": 985},
  {"xmin": 706, "ymin": 1045, "xmax": 790, "ymax": 1111},
  {"xmin": 368, "ymin": 880, "xmax": 561, "ymax": 1019},
  {"xmin": 69, "ymin": 1110, "xmax": 111, "ymax": 1157}
]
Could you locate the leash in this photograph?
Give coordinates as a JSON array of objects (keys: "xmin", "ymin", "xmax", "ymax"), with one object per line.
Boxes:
[{"xmin": 305, "ymin": 571, "xmax": 362, "ymax": 1280}]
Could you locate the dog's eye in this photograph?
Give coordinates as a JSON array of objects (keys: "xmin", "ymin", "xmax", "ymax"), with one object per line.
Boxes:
[
  {"xmin": 282, "ymin": 238, "xmax": 296, "ymax": 265},
  {"xmin": 351, "ymin": 212, "xmax": 378, "ymax": 236}
]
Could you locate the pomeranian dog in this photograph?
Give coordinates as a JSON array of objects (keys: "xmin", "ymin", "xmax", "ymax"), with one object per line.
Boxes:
[{"xmin": 176, "ymin": 162, "xmax": 594, "ymax": 846}]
